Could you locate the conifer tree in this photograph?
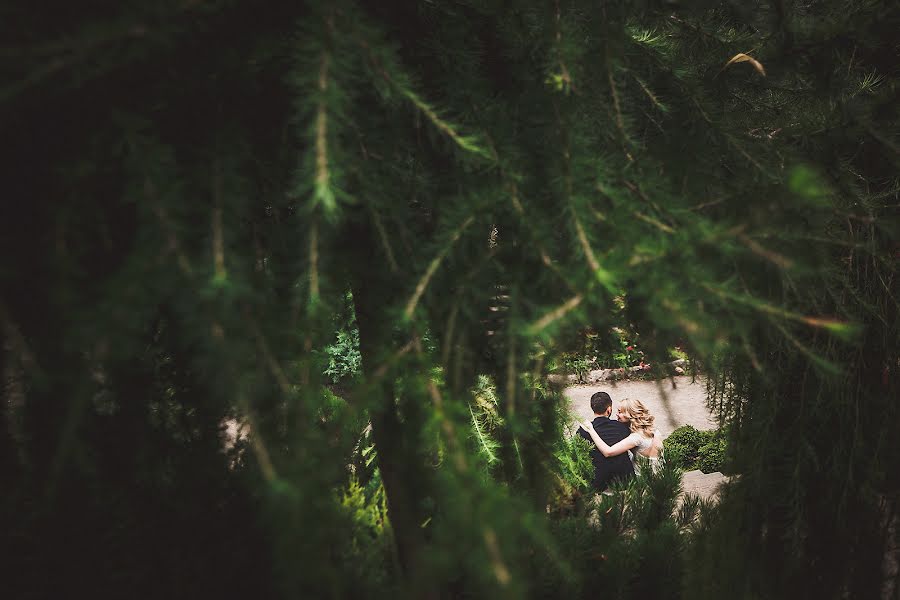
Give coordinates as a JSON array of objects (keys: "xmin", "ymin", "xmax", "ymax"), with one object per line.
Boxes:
[{"xmin": 1, "ymin": 1, "xmax": 896, "ymax": 598}]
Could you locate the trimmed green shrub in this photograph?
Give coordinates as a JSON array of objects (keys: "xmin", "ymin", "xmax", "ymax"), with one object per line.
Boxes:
[
  {"xmin": 664, "ymin": 425, "xmax": 727, "ymax": 472},
  {"xmin": 697, "ymin": 436, "xmax": 727, "ymax": 474},
  {"xmin": 663, "ymin": 425, "xmax": 705, "ymax": 469}
]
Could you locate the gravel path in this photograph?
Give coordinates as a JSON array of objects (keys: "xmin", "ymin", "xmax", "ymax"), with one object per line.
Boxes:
[{"xmin": 564, "ymin": 375, "xmax": 727, "ymax": 501}]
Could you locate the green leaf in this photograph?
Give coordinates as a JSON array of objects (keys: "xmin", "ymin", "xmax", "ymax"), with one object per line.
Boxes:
[{"xmin": 788, "ymin": 165, "xmax": 830, "ymax": 205}]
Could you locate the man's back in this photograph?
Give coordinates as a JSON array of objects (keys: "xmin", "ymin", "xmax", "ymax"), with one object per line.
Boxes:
[{"xmin": 577, "ymin": 417, "xmax": 633, "ymax": 491}]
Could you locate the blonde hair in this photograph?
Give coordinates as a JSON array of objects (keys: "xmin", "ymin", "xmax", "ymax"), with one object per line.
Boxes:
[{"xmin": 620, "ymin": 398, "xmax": 655, "ymax": 435}]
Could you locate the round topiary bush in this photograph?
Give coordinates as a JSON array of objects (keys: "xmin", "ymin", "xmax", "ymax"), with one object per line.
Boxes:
[
  {"xmin": 662, "ymin": 425, "xmax": 704, "ymax": 469},
  {"xmin": 696, "ymin": 436, "xmax": 727, "ymax": 474},
  {"xmin": 663, "ymin": 425, "xmax": 727, "ymax": 471}
]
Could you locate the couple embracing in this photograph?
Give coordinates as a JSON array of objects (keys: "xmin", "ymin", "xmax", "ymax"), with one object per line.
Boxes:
[{"xmin": 577, "ymin": 391, "xmax": 663, "ymax": 492}]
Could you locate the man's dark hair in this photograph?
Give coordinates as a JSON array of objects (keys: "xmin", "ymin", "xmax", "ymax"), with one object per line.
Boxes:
[{"xmin": 590, "ymin": 391, "xmax": 612, "ymax": 415}]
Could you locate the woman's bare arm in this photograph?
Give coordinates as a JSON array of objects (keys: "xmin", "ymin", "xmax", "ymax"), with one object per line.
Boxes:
[{"xmin": 580, "ymin": 421, "xmax": 637, "ymax": 457}]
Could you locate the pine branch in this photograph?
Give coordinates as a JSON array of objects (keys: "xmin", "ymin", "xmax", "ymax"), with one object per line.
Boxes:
[
  {"xmin": 525, "ymin": 294, "xmax": 584, "ymax": 336},
  {"xmin": 359, "ymin": 38, "xmax": 491, "ymax": 160},
  {"xmin": 403, "ymin": 215, "xmax": 475, "ymax": 320}
]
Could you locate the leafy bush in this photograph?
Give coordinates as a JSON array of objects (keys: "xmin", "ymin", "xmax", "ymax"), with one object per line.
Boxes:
[
  {"xmin": 663, "ymin": 425, "xmax": 706, "ymax": 468},
  {"xmin": 664, "ymin": 425, "xmax": 727, "ymax": 473},
  {"xmin": 696, "ymin": 436, "xmax": 727, "ymax": 474},
  {"xmin": 323, "ymin": 327, "xmax": 362, "ymax": 384},
  {"xmin": 601, "ymin": 327, "xmax": 645, "ymax": 369},
  {"xmin": 321, "ymin": 291, "xmax": 363, "ymax": 384},
  {"xmin": 561, "ymin": 352, "xmax": 596, "ymax": 383},
  {"xmin": 558, "ymin": 327, "xmax": 650, "ymax": 381},
  {"xmin": 668, "ymin": 346, "xmax": 689, "ymax": 361}
]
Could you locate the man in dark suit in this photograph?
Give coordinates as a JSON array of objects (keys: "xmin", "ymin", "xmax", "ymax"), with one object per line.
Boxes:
[{"xmin": 577, "ymin": 391, "xmax": 634, "ymax": 492}]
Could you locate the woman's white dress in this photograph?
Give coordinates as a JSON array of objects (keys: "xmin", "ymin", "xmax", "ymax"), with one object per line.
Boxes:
[{"xmin": 626, "ymin": 429, "xmax": 661, "ymax": 473}]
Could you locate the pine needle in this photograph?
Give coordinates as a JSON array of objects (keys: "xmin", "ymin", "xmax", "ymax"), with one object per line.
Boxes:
[
  {"xmin": 737, "ymin": 232, "xmax": 794, "ymax": 269},
  {"xmin": 573, "ymin": 213, "xmax": 617, "ymax": 291},
  {"xmin": 702, "ymin": 283, "xmax": 860, "ymax": 339},
  {"xmin": 313, "ymin": 51, "xmax": 337, "ymax": 215},
  {"xmin": 525, "ymin": 294, "xmax": 584, "ymax": 336},
  {"xmin": 468, "ymin": 402, "xmax": 498, "ymax": 464},
  {"xmin": 212, "ymin": 164, "xmax": 227, "ymax": 283},
  {"xmin": 634, "ymin": 75, "xmax": 668, "ymax": 112},
  {"xmin": 402, "ymin": 89, "xmax": 491, "ymax": 158},
  {"xmin": 370, "ymin": 207, "xmax": 399, "ymax": 274},
  {"xmin": 483, "ymin": 528, "xmax": 512, "ymax": 586},
  {"xmin": 309, "ymin": 220, "xmax": 319, "ymax": 304},
  {"xmin": 404, "ymin": 215, "xmax": 475, "ymax": 319},
  {"xmin": 721, "ymin": 52, "xmax": 766, "ymax": 77},
  {"xmin": 633, "ymin": 210, "xmax": 675, "ymax": 233}
]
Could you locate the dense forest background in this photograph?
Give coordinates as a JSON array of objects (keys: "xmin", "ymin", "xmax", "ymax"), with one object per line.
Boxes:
[{"xmin": 1, "ymin": 1, "xmax": 897, "ymax": 598}]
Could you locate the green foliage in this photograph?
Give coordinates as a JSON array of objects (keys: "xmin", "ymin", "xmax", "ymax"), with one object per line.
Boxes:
[
  {"xmin": 1, "ymin": 0, "xmax": 896, "ymax": 597},
  {"xmin": 538, "ymin": 459, "xmax": 705, "ymax": 597},
  {"xmin": 322, "ymin": 327, "xmax": 361, "ymax": 384},
  {"xmin": 606, "ymin": 328, "xmax": 647, "ymax": 370},
  {"xmin": 322, "ymin": 292, "xmax": 362, "ymax": 384},
  {"xmin": 561, "ymin": 352, "xmax": 595, "ymax": 382},
  {"xmin": 553, "ymin": 427, "xmax": 595, "ymax": 494},
  {"xmin": 340, "ymin": 475, "xmax": 388, "ymax": 538},
  {"xmin": 558, "ymin": 326, "xmax": 653, "ymax": 380},
  {"xmin": 668, "ymin": 346, "xmax": 689, "ymax": 362},
  {"xmin": 337, "ymin": 476, "xmax": 395, "ymax": 593},
  {"xmin": 467, "ymin": 375, "xmax": 503, "ymax": 468},
  {"xmin": 696, "ymin": 436, "xmax": 727, "ymax": 475},
  {"xmin": 664, "ymin": 425, "xmax": 728, "ymax": 474},
  {"xmin": 663, "ymin": 425, "xmax": 706, "ymax": 469},
  {"xmin": 788, "ymin": 165, "xmax": 831, "ymax": 205}
]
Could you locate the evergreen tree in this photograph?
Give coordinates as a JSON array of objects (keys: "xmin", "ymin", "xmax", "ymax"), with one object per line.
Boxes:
[{"xmin": 1, "ymin": 1, "xmax": 896, "ymax": 598}]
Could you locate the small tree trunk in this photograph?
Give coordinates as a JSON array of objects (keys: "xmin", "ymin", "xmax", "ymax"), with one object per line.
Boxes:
[{"xmin": 348, "ymin": 222, "xmax": 437, "ymax": 598}]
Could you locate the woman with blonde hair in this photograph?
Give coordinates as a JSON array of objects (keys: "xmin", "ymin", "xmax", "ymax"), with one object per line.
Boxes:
[{"xmin": 580, "ymin": 397, "xmax": 663, "ymax": 473}]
